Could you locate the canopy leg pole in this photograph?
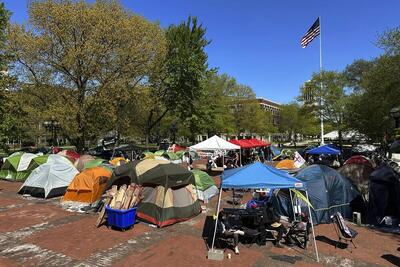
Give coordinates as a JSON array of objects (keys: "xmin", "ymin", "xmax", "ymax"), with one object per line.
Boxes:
[
  {"xmin": 210, "ymin": 183, "xmax": 223, "ymax": 251},
  {"xmin": 239, "ymin": 149, "xmax": 242, "ymax": 166},
  {"xmin": 306, "ymin": 190, "xmax": 319, "ymax": 262},
  {"xmin": 289, "ymin": 189, "xmax": 295, "ymax": 221}
]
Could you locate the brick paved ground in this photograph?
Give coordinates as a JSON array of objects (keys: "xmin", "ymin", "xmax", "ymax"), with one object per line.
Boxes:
[{"xmin": 0, "ymin": 179, "xmax": 399, "ymax": 267}]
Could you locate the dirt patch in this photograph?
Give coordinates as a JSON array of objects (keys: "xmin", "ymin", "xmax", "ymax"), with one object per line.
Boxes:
[
  {"xmin": 315, "ymin": 223, "xmax": 400, "ymax": 266},
  {"xmin": 0, "ymin": 203, "xmax": 72, "ymax": 233},
  {"xmin": 0, "ymin": 180, "xmax": 23, "ymax": 192},
  {"xmin": 116, "ymin": 234, "xmax": 263, "ymax": 267},
  {"xmin": 0, "ymin": 196, "xmax": 26, "ymax": 207},
  {"xmin": 25, "ymin": 216, "xmax": 152, "ymax": 260},
  {"xmin": 0, "ymin": 256, "xmax": 21, "ymax": 267}
]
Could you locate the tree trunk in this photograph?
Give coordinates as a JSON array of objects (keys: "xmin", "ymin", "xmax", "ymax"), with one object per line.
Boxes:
[{"xmin": 338, "ymin": 129, "xmax": 343, "ymax": 150}]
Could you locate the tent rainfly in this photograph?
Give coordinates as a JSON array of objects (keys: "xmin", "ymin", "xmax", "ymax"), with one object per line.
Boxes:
[
  {"xmin": 0, "ymin": 152, "xmax": 38, "ymax": 181},
  {"xmin": 209, "ymin": 162, "xmax": 319, "ymax": 262},
  {"xmin": 18, "ymin": 155, "xmax": 79, "ymax": 198}
]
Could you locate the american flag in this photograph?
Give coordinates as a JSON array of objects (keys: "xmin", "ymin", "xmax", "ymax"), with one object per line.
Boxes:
[{"xmin": 301, "ymin": 18, "xmax": 320, "ymax": 48}]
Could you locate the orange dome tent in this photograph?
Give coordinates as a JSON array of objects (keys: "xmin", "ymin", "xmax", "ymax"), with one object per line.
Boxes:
[
  {"xmin": 62, "ymin": 167, "xmax": 112, "ymax": 204},
  {"xmin": 275, "ymin": 159, "xmax": 296, "ymax": 170}
]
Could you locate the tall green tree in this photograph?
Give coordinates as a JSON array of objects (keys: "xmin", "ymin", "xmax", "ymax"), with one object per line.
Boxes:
[
  {"xmin": 345, "ymin": 55, "xmax": 400, "ymax": 141},
  {"xmin": 7, "ymin": 0, "xmax": 166, "ymax": 151},
  {"xmin": 377, "ymin": 26, "xmax": 400, "ymax": 56},
  {"xmin": 279, "ymin": 102, "xmax": 318, "ymax": 143},
  {"xmin": 143, "ymin": 16, "xmax": 210, "ymax": 143},
  {"xmin": 0, "ymin": 2, "xmax": 15, "ymax": 148},
  {"xmin": 299, "ymin": 71, "xmax": 348, "ymax": 146},
  {"xmin": 344, "ymin": 27, "xmax": 400, "ymax": 142}
]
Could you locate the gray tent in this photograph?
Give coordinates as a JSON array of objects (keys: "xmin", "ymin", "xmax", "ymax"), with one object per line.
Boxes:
[{"xmin": 18, "ymin": 155, "xmax": 79, "ymax": 198}]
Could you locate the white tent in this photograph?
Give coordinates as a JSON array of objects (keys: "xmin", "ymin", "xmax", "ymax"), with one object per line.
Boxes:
[
  {"xmin": 190, "ymin": 135, "xmax": 240, "ymax": 151},
  {"xmin": 323, "ymin": 130, "xmax": 363, "ymax": 141},
  {"xmin": 18, "ymin": 155, "xmax": 79, "ymax": 198}
]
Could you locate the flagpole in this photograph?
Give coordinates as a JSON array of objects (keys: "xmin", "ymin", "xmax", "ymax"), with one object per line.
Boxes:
[{"xmin": 319, "ymin": 16, "xmax": 325, "ymax": 145}]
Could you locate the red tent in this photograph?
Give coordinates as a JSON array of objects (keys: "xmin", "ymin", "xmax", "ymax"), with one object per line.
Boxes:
[
  {"xmin": 229, "ymin": 138, "xmax": 269, "ymax": 149},
  {"xmin": 169, "ymin": 144, "xmax": 186, "ymax": 153},
  {"xmin": 344, "ymin": 155, "xmax": 374, "ymax": 168},
  {"xmin": 229, "ymin": 139, "xmax": 253, "ymax": 149},
  {"xmin": 249, "ymin": 138, "xmax": 270, "ymax": 147},
  {"xmin": 58, "ymin": 150, "xmax": 81, "ymax": 162}
]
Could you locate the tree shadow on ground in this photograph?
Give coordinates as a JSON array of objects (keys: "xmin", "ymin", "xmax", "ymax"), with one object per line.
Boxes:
[
  {"xmin": 381, "ymin": 254, "xmax": 400, "ymax": 266},
  {"xmin": 316, "ymin": 235, "xmax": 348, "ymax": 249},
  {"xmin": 270, "ymin": 255, "xmax": 302, "ymax": 264}
]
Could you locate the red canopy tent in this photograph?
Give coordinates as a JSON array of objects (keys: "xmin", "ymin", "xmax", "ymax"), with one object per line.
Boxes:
[
  {"xmin": 229, "ymin": 139, "xmax": 253, "ymax": 149},
  {"xmin": 229, "ymin": 138, "xmax": 270, "ymax": 149},
  {"xmin": 249, "ymin": 138, "xmax": 270, "ymax": 147},
  {"xmin": 168, "ymin": 144, "xmax": 186, "ymax": 153}
]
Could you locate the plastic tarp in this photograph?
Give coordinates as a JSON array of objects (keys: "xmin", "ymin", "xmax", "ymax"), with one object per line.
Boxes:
[
  {"xmin": 306, "ymin": 145, "xmax": 341, "ymax": 155},
  {"xmin": 221, "ymin": 162, "xmax": 305, "ymax": 190},
  {"xmin": 190, "ymin": 135, "xmax": 240, "ymax": 151}
]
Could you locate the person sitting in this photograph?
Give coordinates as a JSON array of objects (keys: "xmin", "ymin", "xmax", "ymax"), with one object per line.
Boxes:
[
  {"xmin": 262, "ymin": 202, "xmax": 287, "ymax": 248},
  {"xmin": 246, "ymin": 191, "xmax": 270, "ymax": 209},
  {"xmin": 216, "ymin": 211, "xmax": 244, "ymax": 254}
]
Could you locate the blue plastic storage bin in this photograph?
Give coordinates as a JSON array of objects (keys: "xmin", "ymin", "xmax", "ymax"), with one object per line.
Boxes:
[{"xmin": 105, "ymin": 206, "xmax": 137, "ymax": 230}]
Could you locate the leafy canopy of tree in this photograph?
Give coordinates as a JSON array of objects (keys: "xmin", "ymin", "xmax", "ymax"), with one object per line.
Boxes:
[
  {"xmin": 141, "ymin": 16, "xmax": 210, "ymax": 143},
  {"xmin": 6, "ymin": 0, "xmax": 166, "ymax": 151}
]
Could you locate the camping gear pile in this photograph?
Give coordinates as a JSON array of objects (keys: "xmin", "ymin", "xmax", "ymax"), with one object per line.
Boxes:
[{"xmin": 96, "ymin": 183, "xmax": 144, "ymax": 228}]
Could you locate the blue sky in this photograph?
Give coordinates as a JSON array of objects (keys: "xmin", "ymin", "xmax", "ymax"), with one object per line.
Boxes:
[{"xmin": 3, "ymin": 0, "xmax": 399, "ymax": 103}]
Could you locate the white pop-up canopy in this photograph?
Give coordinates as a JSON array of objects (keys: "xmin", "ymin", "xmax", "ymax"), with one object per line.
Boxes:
[{"xmin": 190, "ymin": 135, "xmax": 240, "ymax": 151}]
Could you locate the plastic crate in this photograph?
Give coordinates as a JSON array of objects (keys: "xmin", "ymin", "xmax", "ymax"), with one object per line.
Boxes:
[{"xmin": 105, "ymin": 206, "xmax": 137, "ymax": 230}]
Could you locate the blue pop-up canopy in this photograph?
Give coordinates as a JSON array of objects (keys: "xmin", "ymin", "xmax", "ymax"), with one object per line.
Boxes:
[
  {"xmin": 210, "ymin": 162, "xmax": 319, "ymax": 262},
  {"xmin": 306, "ymin": 145, "xmax": 341, "ymax": 155},
  {"xmin": 221, "ymin": 162, "xmax": 305, "ymax": 189}
]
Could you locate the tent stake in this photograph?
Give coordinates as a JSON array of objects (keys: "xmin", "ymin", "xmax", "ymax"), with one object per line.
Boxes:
[{"xmin": 306, "ymin": 190, "xmax": 319, "ymax": 262}]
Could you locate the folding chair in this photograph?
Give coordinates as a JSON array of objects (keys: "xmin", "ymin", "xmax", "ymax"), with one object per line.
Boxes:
[{"xmin": 331, "ymin": 212, "xmax": 358, "ymax": 250}]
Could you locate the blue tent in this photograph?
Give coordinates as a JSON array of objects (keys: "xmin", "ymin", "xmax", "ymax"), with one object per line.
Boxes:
[
  {"xmin": 221, "ymin": 162, "xmax": 305, "ymax": 189},
  {"xmin": 272, "ymin": 164, "xmax": 361, "ymax": 224},
  {"xmin": 306, "ymin": 145, "xmax": 341, "ymax": 155}
]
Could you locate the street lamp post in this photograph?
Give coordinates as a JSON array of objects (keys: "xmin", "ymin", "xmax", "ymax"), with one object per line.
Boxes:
[
  {"xmin": 43, "ymin": 117, "xmax": 60, "ymax": 147},
  {"xmin": 390, "ymin": 107, "xmax": 400, "ymax": 129},
  {"xmin": 170, "ymin": 124, "xmax": 177, "ymax": 144}
]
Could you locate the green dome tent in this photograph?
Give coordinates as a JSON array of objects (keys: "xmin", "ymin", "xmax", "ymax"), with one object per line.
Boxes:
[
  {"xmin": 0, "ymin": 152, "xmax": 39, "ymax": 181},
  {"xmin": 83, "ymin": 158, "xmax": 111, "ymax": 170},
  {"xmin": 154, "ymin": 150, "xmax": 165, "ymax": 156},
  {"xmin": 191, "ymin": 170, "xmax": 219, "ymax": 201}
]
